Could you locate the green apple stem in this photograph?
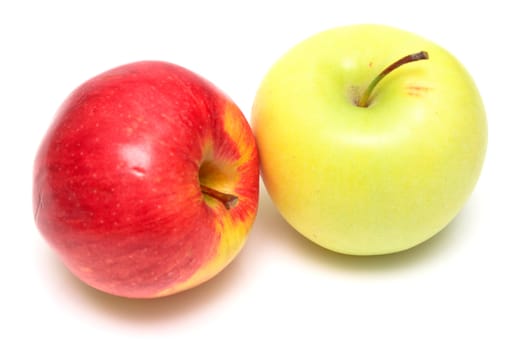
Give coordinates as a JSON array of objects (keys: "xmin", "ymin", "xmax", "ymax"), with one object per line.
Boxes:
[
  {"xmin": 200, "ymin": 184, "xmax": 238, "ymax": 210},
  {"xmin": 357, "ymin": 51, "xmax": 429, "ymax": 107}
]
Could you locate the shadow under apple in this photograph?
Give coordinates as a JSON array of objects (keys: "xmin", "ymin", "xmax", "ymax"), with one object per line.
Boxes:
[{"xmin": 41, "ymin": 244, "xmax": 249, "ymax": 324}]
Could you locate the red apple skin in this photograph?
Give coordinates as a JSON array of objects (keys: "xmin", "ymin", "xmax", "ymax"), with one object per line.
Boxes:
[{"xmin": 33, "ymin": 61, "xmax": 259, "ymax": 298}]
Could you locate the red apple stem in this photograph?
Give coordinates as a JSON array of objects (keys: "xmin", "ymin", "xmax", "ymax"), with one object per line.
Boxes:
[
  {"xmin": 357, "ymin": 51, "xmax": 429, "ymax": 107},
  {"xmin": 200, "ymin": 184, "xmax": 238, "ymax": 210}
]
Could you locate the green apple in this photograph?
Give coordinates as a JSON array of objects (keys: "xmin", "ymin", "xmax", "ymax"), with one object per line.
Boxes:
[{"xmin": 252, "ymin": 24, "xmax": 487, "ymax": 255}]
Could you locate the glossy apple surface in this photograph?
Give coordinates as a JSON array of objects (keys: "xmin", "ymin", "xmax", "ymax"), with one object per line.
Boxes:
[
  {"xmin": 252, "ymin": 24, "xmax": 487, "ymax": 255},
  {"xmin": 34, "ymin": 61, "xmax": 259, "ymax": 298}
]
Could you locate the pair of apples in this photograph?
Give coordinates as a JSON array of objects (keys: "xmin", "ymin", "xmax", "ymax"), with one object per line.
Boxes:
[{"xmin": 33, "ymin": 25, "xmax": 487, "ymax": 298}]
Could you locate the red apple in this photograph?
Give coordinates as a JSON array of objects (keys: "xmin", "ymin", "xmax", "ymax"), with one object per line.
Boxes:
[{"xmin": 33, "ymin": 61, "xmax": 259, "ymax": 298}]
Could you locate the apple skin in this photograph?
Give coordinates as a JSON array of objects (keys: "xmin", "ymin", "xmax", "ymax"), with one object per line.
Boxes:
[
  {"xmin": 33, "ymin": 61, "xmax": 259, "ymax": 298},
  {"xmin": 252, "ymin": 24, "xmax": 487, "ymax": 255}
]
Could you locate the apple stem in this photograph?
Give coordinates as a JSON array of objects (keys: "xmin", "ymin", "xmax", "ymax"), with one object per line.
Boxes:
[
  {"xmin": 200, "ymin": 184, "xmax": 238, "ymax": 210},
  {"xmin": 357, "ymin": 51, "xmax": 429, "ymax": 107}
]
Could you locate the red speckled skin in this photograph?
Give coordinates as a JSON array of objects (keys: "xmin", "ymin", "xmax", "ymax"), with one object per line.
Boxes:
[{"xmin": 33, "ymin": 61, "xmax": 259, "ymax": 298}]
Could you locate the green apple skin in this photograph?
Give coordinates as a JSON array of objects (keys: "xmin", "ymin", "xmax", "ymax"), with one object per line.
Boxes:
[{"xmin": 252, "ymin": 24, "xmax": 487, "ymax": 255}]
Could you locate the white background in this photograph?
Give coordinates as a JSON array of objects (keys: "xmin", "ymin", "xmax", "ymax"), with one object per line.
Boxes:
[{"xmin": 1, "ymin": 1, "xmax": 517, "ymax": 348}]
